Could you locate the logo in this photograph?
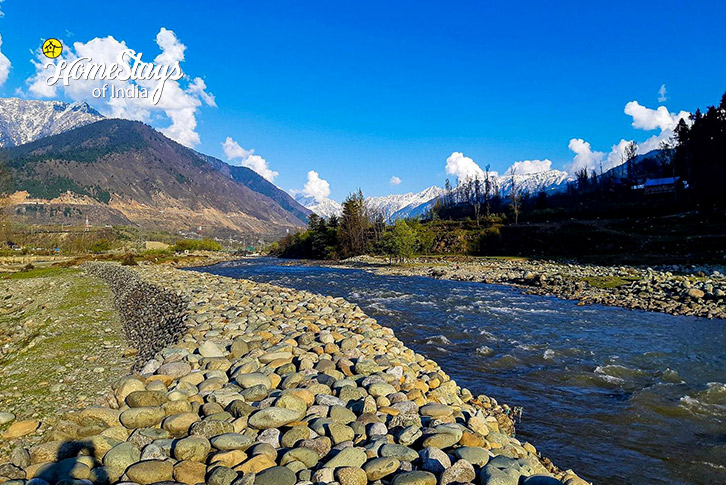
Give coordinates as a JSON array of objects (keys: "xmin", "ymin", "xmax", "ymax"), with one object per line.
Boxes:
[
  {"xmin": 42, "ymin": 39, "xmax": 63, "ymax": 59},
  {"xmin": 44, "ymin": 49, "xmax": 184, "ymax": 105}
]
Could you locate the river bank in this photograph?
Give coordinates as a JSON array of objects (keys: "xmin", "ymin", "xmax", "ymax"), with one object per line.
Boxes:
[
  {"xmin": 311, "ymin": 255, "xmax": 726, "ymax": 319},
  {"xmin": 0, "ymin": 263, "xmax": 589, "ymax": 485}
]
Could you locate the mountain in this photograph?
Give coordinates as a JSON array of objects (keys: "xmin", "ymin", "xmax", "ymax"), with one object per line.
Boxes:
[
  {"xmin": 396, "ymin": 169, "xmax": 572, "ymax": 220},
  {"xmin": 0, "ymin": 98, "xmax": 104, "ymax": 147},
  {"xmin": 366, "ymin": 186, "xmax": 445, "ymax": 221},
  {"xmin": 194, "ymin": 153, "xmax": 311, "ymax": 223},
  {"xmin": 294, "ymin": 194, "xmax": 343, "ymax": 219},
  {"xmin": 496, "ymin": 169, "xmax": 571, "ymax": 196},
  {"xmin": 1, "ymin": 119, "xmax": 309, "ymax": 237}
]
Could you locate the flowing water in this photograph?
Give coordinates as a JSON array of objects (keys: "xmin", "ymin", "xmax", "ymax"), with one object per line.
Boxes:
[{"xmin": 194, "ymin": 258, "xmax": 726, "ymax": 485}]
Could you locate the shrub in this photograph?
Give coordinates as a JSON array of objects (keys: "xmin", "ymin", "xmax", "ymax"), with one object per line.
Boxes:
[
  {"xmin": 121, "ymin": 253, "xmax": 138, "ymax": 266},
  {"xmin": 172, "ymin": 239, "xmax": 222, "ymax": 252}
]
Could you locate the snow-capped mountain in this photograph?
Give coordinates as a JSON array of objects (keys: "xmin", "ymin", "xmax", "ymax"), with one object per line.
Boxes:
[
  {"xmin": 366, "ymin": 186, "xmax": 445, "ymax": 221},
  {"xmin": 496, "ymin": 169, "xmax": 571, "ymax": 196},
  {"xmin": 294, "ymin": 194, "xmax": 343, "ymax": 219},
  {"xmin": 0, "ymin": 97, "xmax": 104, "ymax": 147},
  {"xmin": 398, "ymin": 169, "xmax": 572, "ymax": 219}
]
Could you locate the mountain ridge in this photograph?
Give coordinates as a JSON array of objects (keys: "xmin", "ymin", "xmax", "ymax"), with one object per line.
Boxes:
[
  {"xmin": 1, "ymin": 118, "xmax": 309, "ymax": 237},
  {"xmin": 0, "ymin": 97, "xmax": 104, "ymax": 147}
]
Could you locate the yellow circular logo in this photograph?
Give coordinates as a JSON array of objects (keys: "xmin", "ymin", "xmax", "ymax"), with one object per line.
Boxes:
[{"xmin": 42, "ymin": 38, "xmax": 63, "ymax": 59}]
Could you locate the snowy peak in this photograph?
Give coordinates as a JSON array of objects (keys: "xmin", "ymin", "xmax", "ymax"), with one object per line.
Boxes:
[
  {"xmin": 366, "ymin": 186, "xmax": 445, "ymax": 220},
  {"xmin": 294, "ymin": 194, "xmax": 343, "ymax": 219},
  {"xmin": 0, "ymin": 97, "xmax": 104, "ymax": 147},
  {"xmin": 497, "ymin": 169, "xmax": 571, "ymax": 195}
]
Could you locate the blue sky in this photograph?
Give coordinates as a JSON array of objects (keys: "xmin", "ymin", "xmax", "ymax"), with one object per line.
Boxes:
[{"xmin": 0, "ymin": 0, "xmax": 724, "ymax": 201}]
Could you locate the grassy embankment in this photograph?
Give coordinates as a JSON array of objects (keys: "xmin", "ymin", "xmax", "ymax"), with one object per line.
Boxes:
[{"xmin": 0, "ymin": 267, "xmax": 133, "ymax": 461}]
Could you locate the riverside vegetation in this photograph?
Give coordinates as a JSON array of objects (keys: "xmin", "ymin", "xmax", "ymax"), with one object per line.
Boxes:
[{"xmin": 0, "ymin": 262, "xmax": 590, "ymax": 485}]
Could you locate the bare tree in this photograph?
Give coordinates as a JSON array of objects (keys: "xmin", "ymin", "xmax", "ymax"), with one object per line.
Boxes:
[
  {"xmin": 509, "ymin": 167, "xmax": 522, "ymax": 224},
  {"xmin": 473, "ymin": 177, "xmax": 482, "ymax": 226},
  {"xmin": 484, "ymin": 164, "xmax": 492, "ymax": 218},
  {"xmin": 622, "ymin": 141, "xmax": 638, "ymax": 182}
]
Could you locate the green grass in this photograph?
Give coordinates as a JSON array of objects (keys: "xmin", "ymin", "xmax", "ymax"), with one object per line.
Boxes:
[
  {"xmin": 582, "ymin": 275, "xmax": 641, "ymax": 289},
  {"xmin": 4, "ymin": 267, "xmax": 76, "ymax": 279}
]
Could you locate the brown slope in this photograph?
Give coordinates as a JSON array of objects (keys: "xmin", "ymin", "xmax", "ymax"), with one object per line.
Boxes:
[{"xmin": 2, "ymin": 119, "xmax": 307, "ymax": 237}]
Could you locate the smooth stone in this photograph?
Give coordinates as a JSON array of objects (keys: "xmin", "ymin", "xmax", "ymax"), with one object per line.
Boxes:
[
  {"xmin": 125, "ymin": 459, "xmax": 173, "ymax": 485},
  {"xmin": 335, "ymin": 466, "xmax": 368, "ymax": 485},
  {"xmin": 211, "ymin": 433, "xmax": 255, "ymax": 451},
  {"xmin": 454, "ymin": 446, "xmax": 490, "ymax": 467},
  {"xmin": 380, "ymin": 444, "xmax": 419, "ymax": 462},
  {"xmin": 207, "ymin": 465, "xmax": 238, "ymax": 485},
  {"xmin": 190, "ymin": 419, "xmax": 234, "ymax": 438},
  {"xmin": 323, "ymin": 447, "xmax": 367, "ymax": 469},
  {"xmin": 126, "ymin": 391, "xmax": 167, "ymax": 408},
  {"xmin": 102, "ymin": 442, "xmax": 141, "ymax": 479},
  {"xmin": 363, "ymin": 457, "xmax": 400, "ymax": 480},
  {"xmin": 0, "ymin": 412, "xmax": 16, "ymax": 426},
  {"xmin": 235, "ymin": 373, "xmax": 271, "ymax": 390},
  {"xmin": 119, "ymin": 407, "xmax": 165, "ymax": 429},
  {"xmin": 162, "ymin": 412, "xmax": 201, "ymax": 437},
  {"xmin": 2, "ymin": 420, "xmax": 40, "ymax": 439},
  {"xmin": 199, "ymin": 341, "xmax": 225, "ymax": 358},
  {"xmin": 419, "ymin": 403, "xmax": 452, "ymax": 418},
  {"xmin": 280, "ymin": 448, "xmax": 319, "ymax": 468},
  {"xmin": 156, "ymin": 362, "xmax": 192, "ymax": 379},
  {"xmin": 422, "ymin": 432, "xmax": 459, "ymax": 449},
  {"xmin": 254, "ymin": 466, "xmax": 296, "ymax": 485},
  {"xmin": 521, "ymin": 476, "xmax": 564, "ymax": 485},
  {"xmin": 419, "ymin": 447, "xmax": 451, "ymax": 474},
  {"xmin": 392, "ymin": 471, "xmax": 437, "ymax": 485},
  {"xmin": 368, "ymin": 382, "xmax": 396, "ymax": 397},
  {"xmin": 440, "ymin": 459, "xmax": 476, "ymax": 485},
  {"xmin": 248, "ymin": 407, "xmax": 302, "ymax": 429},
  {"xmin": 329, "ymin": 405, "xmax": 356, "ymax": 424},
  {"xmin": 173, "ymin": 436, "xmax": 211, "ymax": 462},
  {"xmin": 173, "ymin": 460, "xmax": 207, "ymax": 485}
]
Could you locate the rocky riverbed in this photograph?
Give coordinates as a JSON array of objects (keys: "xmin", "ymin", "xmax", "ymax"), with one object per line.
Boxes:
[
  {"xmin": 0, "ymin": 263, "xmax": 589, "ymax": 485},
  {"xmin": 321, "ymin": 256, "xmax": 726, "ymax": 320}
]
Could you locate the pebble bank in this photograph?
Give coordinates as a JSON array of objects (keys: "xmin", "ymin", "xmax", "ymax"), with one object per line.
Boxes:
[{"xmin": 0, "ymin": 263, "xmax": 590, "ymax": 485}]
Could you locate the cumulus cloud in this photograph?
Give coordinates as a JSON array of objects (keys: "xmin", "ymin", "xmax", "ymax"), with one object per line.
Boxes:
[
  {"xmin": 389, "ymin": 176, "xmax": 401, "ymax": 185},
  {"xmin": 568, "ymin": 101, "xmax": 690, "ymax": 173},
  {"xmin": 624, "ymin": 101, "xmax": 689, "ymax": 132},
  {"xmin": 0, "ymin": 34, "xmax": 10, "ymax": 87},
  {"xmin": 222, "ymin": 137, "xmax": 253, "ymax": 160},
  {"xmin": 222, "ymin": 137, "xmax": 278, "ymax": 182},
  {"xmin": 445, "ymin": 152, "xmax": 484, "ymax": 183},
  {"xmin": 299, "ymin": 170, "xmax": 331, "ymax": 203},
  {"xmin": 24, "ymin": 28, "xmax": 215, "ymax": 147},
  {"xmin": 568, "ymin": 139, "xmax": 605, "ymax": 173},
  {"xmin": 658, "ymin": 84, "xmax": 668, "ymax": 103},
  {"xmin": 505, "ymin": 159, "xmax": 552, "ymax": 175}
]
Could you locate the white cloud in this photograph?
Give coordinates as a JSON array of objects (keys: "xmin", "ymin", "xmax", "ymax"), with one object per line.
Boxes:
[
  {"xmin": 0, "ymin": 0, "xmax": 4, "ymax": 17},
  {"xmin": 0, "ymin": 34, "xmax": 10, "ymax": 87},
  {"xmin": 222, "ymin": 136, "xmax": 253, "ymax": 160},
  {"xmin": 624, "ymin": 101, "xmax": 689, "ymax": 132},
  {"xmin": 568, "ymin": 101, "xmax": 691, "ymax": 173},
  {"xmin": 658, "ymin": 84, "xmax": 668, "ymax": 103},
  {"xmin": 445, "ymin": 152, "xmax": 484, "ymax": 183},
  {"xmin": 505, "ymin": 159, "xmax": 552, "ymax": 175},
  {"xmin": 301, "ymin": 170, "xmax": 331, "ymax": 203},
  {"xmin": 389, "ymin": 176, "xmax": 401, "ymax": 185},
  {"xmin": 24, "ymin": 28, "xmax": 215, "ymax": 147},
  {"xmin": 221, "ymin": 136, "xmax": 278, "ymax": 182},
  {"xmin": 568, "ymin": 138, "xmax": 605, "ymax": 173}
]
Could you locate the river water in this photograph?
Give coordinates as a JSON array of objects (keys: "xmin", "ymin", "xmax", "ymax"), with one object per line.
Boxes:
[{"xmin": 194, "ymin": 258, "xmax": 726, "ymax": 485}]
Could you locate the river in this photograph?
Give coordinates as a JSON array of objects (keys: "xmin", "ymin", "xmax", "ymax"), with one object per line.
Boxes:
[{"xmin": 194, "ymin": 257, "xmax": 726, "ymax": 485}]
